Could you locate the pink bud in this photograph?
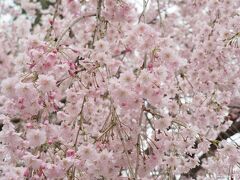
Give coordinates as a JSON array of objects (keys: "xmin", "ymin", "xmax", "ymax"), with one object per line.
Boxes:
[
  {"xmin": 121, "ymin": 102, "xmax": 127, "ymax": 107},
  {"xmin": 48, "ymin": 139, "xmax": 53, "ymax": 144},
  {"xmin": 66, "ymin": 149, "xmax": 75, "ymax": 157},
  {"xmin": 26, "ymin": 123, "xmax": 33, "ymax": 128},
  {"xmin": 49, "ymin": 20, "xmax": 53, "ymax": 25},
  {"xmin": 148, "ymin": 63, "xmax": 153, "ymax": 71},
  {"xmin": 52, "ymin": 49, "xmax": 57, "ymax": 54},
  {"xmin": 24, "ymin": 168, "xmax": 30, "ymax": 177},
  {"xmin": 48, "ymin": 93, "xmax": 55, "ymax": 100}
]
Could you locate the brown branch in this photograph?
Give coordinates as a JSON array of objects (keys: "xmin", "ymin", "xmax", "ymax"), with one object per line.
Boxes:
[
  {"xmin": 90, "ymin": 0, "xmax": 103, "ymax": 49},
  {"xmin": 182, "ymin": 119, "xmax": 240, "ymax": 179}
]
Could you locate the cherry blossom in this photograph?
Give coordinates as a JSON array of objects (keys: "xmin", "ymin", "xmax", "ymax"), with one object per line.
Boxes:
[{"xmin": 0, "ymin": 0, "xmax": 240, "ymax": 179}]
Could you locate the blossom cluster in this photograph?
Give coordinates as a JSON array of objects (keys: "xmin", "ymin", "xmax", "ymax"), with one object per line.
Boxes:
[{"xmin": 0, "ymin": 0, "xmax": 240, "ymax": 179}]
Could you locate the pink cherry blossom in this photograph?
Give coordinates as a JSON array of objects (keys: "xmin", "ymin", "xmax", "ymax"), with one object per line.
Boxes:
[
  {"xmin": 26, "ymin": 129, "xmax": 47, "ymax": 148},
  {"xmin": 0, "ymin": 0, "xmax": 240, "ymax": 179},
  {"xmin": 36, "ymin": 74, "xmax": 56, "ymax": 93}
]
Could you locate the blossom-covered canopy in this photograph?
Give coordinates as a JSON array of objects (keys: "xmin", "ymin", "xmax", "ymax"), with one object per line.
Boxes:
[{"xmin": 0, "ymin": 0, "xmax": 240, "ymax": 179}]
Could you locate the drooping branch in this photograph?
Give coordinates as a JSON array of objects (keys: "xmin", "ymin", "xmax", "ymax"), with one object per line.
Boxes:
[
  {"xmin": 181, "ymin": 106, "xmax": 240, "ymax": 179},
  {"xmin": 56, "ymin": 13, "xmax": 96, "ymax": 47}
]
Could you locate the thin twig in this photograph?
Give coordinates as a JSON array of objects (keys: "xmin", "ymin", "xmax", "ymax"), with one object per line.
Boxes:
[
  {"xmin": 56, "ymin": 14, "xmax": 96, "ymax": 47},
  {"xmin": 135, "ymin": 105, "xmax": 144, "ymax": 178},
  {"xmin": 138, "ymin": 0, "xmax": 149, "ymax": 23},
  {"xmin": 90, "ymin": 0, "xmax": 103, "ymax": 48},
  {"xmin": 156, "ymin": 0, "xmax": 164, "ymax": 28},
  {"xmin": 44, "ymin": 0, "xmax": 61, "ymax": 41},
  {"xmin": 73, "ymin": 96, "xmax": 86, "ymax": 149}
]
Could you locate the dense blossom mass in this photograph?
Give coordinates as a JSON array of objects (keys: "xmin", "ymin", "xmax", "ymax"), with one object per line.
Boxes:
[{"xmin": 0, "ymin": 0, "xmax": 240, "ymax": 179}]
